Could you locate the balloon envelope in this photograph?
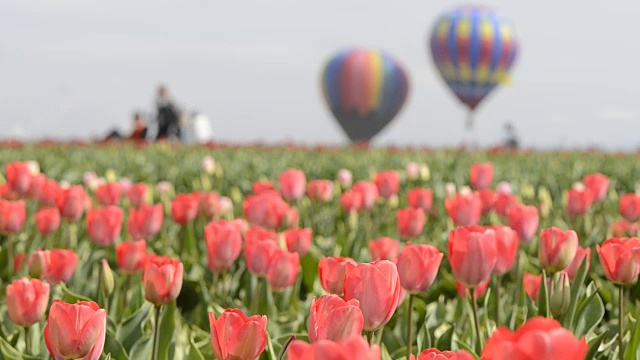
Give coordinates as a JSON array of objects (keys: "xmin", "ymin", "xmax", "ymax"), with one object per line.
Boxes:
[
  {"xmin": 321, "ymin": 48, "xmax": 410, "ymax": 142},
  {"xmin": 429, "ymin": 5, "xmax": 519, "ymax": 112}
]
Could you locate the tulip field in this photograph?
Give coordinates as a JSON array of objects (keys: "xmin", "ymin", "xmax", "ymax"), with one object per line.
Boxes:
[{"xmin": 3, "ymin": 142, "xmax": 640, "ymax": 360}]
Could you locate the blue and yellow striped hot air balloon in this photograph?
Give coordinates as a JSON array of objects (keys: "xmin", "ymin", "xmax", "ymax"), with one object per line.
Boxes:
[
  {"xmin": 429, "ymin": 5, "xmax": 519, "ymax": 128},
  {"xmin": 321, "ymin": 48, "xmax": 410, "ymax": 143}
]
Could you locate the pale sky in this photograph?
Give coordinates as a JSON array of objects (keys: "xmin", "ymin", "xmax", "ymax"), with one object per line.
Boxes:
[{"xmin": 1, "ymin": 1, "xmax": 638, "ymax": 149}]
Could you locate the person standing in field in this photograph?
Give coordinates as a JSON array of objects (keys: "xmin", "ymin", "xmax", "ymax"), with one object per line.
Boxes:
[{"xmin": 155, "ymin": 85, "xmax": 182, "ymax": 141}]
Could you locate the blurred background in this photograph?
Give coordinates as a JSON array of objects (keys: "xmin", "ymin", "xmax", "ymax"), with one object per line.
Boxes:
[{"xmin": 0, "ymin": 1, "xmax": 638, "ymax": 150}]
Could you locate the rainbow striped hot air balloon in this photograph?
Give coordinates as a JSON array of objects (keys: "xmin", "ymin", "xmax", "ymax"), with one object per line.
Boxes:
[
  {"xmin": 321, "ymin": 48, "xmax": 410, "ymax": 143},
  {"xmin": 429, "ymin": 5, "xmax": 519, "ymax": 129}
]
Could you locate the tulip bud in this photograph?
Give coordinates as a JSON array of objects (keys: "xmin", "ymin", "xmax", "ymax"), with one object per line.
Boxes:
[
  {"xmin": 99, "ymin": 259, "xmax": 115, "ymax": 297},
  {"xmin": 549, "ymin": 272, "xmax": 570, "ymax": 317},
  {"xmin": 28, "ymin": 250, "xmax": 47, "ymax": 278},
  {"xmin": 387, "ymin": 194, "xmax": 399, "ymax": 209},
  {"xmin": 202, "ymin": 156, "xmax": 216, "ymax": 175}
]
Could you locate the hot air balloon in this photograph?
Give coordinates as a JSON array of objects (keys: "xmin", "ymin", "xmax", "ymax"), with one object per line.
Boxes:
[
  {"xmin": 321, "ymin": 48, "xmax": 410, "ymax": 143},
  {"xmin": 429, "ymin": 5, "xmax": 519, "ymax": 129}
]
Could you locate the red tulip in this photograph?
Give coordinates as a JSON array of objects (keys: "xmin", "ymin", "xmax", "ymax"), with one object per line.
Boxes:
[
  {"xmin": 396, "ymin": 243, "xmax": 443, "ymax": 293},
  {"xmin": 596, "ymin": 237, "xmax": 640, "ymax": 284},
  {"xmin": 478, "ymin": 189, "xmax": 497, "ymax": 215},
  {"xmin": 482, "ymin": 317, "xmax": 588, "ymax": 360},
  {"xmin": 566, "ymin": 246, "xmax": 591, "ymax": 281},
  {"xmin": 308, "ymin": 295, "xmax": 364, "ymax": 343},
  {"xmin": 14, "ymin": 252, "xmax": 24, "ymax": 273},
  {"xmin": 414, "ymin": 348, "xmax": 474, "ymax": 360},
  {"xmin": 318, "ymin": 256, "xmax": 356, "ymax": 295},
  {"xmin": 0, "ymin": 199, "xmax": 26, "ymax": 234},
  {"xmin": 267, "ymin": 249, "xmax": 300, "ymax": 291},
  {"xmin": 36, "ymin": 207, "xmax": 61, "ymax": 236},
  {"xmin": 612, "ymin": 220, "xmax": 640, "ymax": 237},
  {"xmin": 39, "ymin": 178, "xmax": 59, "ymax": 207},
  {"xmin": 448, "ymin": 226, "xmax": 497, "ymax": 288},
  {"xmin": 143, "ymin": 256, "xmax": 183, "ymax": 305},
  {"xmin": 198, "ymin": 191, "xmax": 222, "ymax": 220},
  {"xmin": 96, "ymin": 182, "xmax": 122, "ymax": 206},
  {"xmin": 456, "ymin": 279, "xmax": 490, "ymax": 299},
  {"xmin": 171, "ymin": 193, "xmax": 199, "ymax": 225},
  {"xmin": 407, "ymin": 188, "xmax": 433, "ymax": 213},
  {"xmin": 6, "ymin": 278, "xmax": 49, "ymax": 327},
  {"xmin": 288, "ymin": 335, "xmax": 380, "ymax": 360},
  {"xmin": 397, "ymin": 207, "xmax": 426, "ymax": 238},
  {"xmin": 245, "ymin": 237, "xmax": 279, "ymax": 276},
  {"xmin": 5, "ymin": 161, "xmax": 32, "ymax": 195},
  {"xmin": 368, "ymin": 237, "xmax": 401, "ymax": 261},
  {"xmin": 374, "ymin": 171, "xmax": 400, "ymax": 199},
  {"xmin": 284, "ymin": 228, "xmax": 313, "ymax": 257},
  {"xmin": 28, "ymin": 173, "xmax": 46, "ymax": 199},
  {"xmin": 523, "ymin": 273, "xmax": 543, "ymax": 302},
  {"xmin": 340, "ymin": 190, "xmax": 363, "ymax": 212},
  {"xmin": 343, "ymin": 260, "xmax": 401, "ymax": 331},
  {"xmin": 489, "ymin": 225, "xmax": 519, "ymax": 275},
  {"xmin": 279, "ymin": 168, "xmax": 307, "ymax": 201},
  {"xmin": 87, "ymin": 206, "xmax": 124, "ymax": 246},
  {"xmin": 494, "ymin": 192, "xmax": 518, "ymax": 217},
  {"xmin": 56, "ymin": 185, "xmax": 87, "ymax": 221},
  {"xmin": 539, "ymin": 227, "xmax": 579, "ymax": 273},
  {"xmin": 205, "ymin": 220, "xmax": 243, "ymax": 273},
  {"xmin": 244, "ymin": 225, "xmax": 277, "ymax": 243},
  {"xmin": 619, "ymin": 194, "xmax": 640, "ymax": 221},
  {"xmin": 352, "ymin": 181, "xmax": 378, "ymax": 210},
  {"xmin": 567, "ymin": 188, "xmax": 593, "ymax": 216},
  {"xmin": 470, "ymin": 162, "xmax": 493, "ymax": 190},
  {"xmin": 252, "ymin": 180, "xmax": 275, "ymax": 195},
  {"xmin": 445, "ymin": 192, "xmax": 482, "ymax": 226},
  {"xmin": 209, "ymin": 308, "xmax": 267, "ymax": 360},
  {"xmin": 44, "ymin": 300, "xmax": 106, "ymax": 360},
  {"xmin": 116, "ymin": 240, "xmax": 147, "ymax": 274},
  {"xmin": 127, "ymin": 204, "xmax": 164, "ymax": 240},
  {"xmin": 29, "ymin": 249, "xmax": 78, "ymax": 283},
  {"xmin": 583, "ymin": 173, "xmax": 609, "ymax": 202},
  {"xmin": 243, "ymin": 192, "xmax": 291, "ymax": 229},
  {"xmin": 307, "ymin": 180, "xmax": 334, "ymax": 202},
  {"xmin": 507, "ymin": 204, "xmax": 539, "ymax": 242},
  {"xmin": 127, "ymin": 183, "xmax": 149, "ymax": 207}
]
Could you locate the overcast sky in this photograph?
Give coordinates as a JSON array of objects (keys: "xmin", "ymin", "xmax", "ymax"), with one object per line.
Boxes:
[{"xmin": 1, "ymin": 1, "xmax": 638, "ymax": 149}]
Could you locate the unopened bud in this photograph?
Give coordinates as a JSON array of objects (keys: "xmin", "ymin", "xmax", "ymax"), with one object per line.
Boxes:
[
  {"xmin": 420, "ymin": 164, "xmax": 430, "ymax": 181},
  {"xmin": 100, "ymin": 259, "xmax": 115, "ymax": 297},
  {"xmin": 549, "ymin": 271, "xmax": 571, "ymax": 317},
  {"xmin": 202, "ymin": 156, "xmax": 216, "ymax": 175},
  {"xmin": 28, "ymin": 250, "xmax": 49, "ymax": 278}
]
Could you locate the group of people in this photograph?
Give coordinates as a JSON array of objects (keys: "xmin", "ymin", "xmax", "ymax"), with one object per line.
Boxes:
[{"xmin": 105, "ymin": 85, "xmax": 183, "ymax": 142}]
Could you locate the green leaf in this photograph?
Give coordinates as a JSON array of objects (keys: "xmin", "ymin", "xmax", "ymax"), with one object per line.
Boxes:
[
  {"xmin": 455, "ymin": 340, "xmax": 479, "ymax": 360},
  {"xmin": 538, "ymin": 271, "xmax": 549, "ymax": 318},
  {"xmin": 157, "ymin": 302, "xmax": 177, "ymax": 360},
  {"xmin": 300, "ymin": 253, "xmax": 319, "ymax": 293},
  {"xmin": 103, "ymin": 330, "xmax": 129, "ymax": 360},
  {"xmin": 436, "ymin": 325, "xmax": 455, "ymax": 351},
  {"xmin": 574, "ymin": 288, "xmax": 605, "ymax": 338},
  {"xmin": 128, "ymin": 336, "xmax": 153, "ymax": 360},
  {"xmin": 0, "ymin": 337, "xmax": 21, "ymax": 360},
  {"xmin": 561, "ymin": 256, "xmax": 589, "ymax": 329},
  {"xmin": 187, "ymin": 336, "xmax": 205, "ymax": 360},
  {"xmin": 116, "ymin": 303, "xmax": 152, "ymax": 352},
  {"xmin": 60, "ymin": 283, "xmax": 93, "ymax": 303},
  {"xmin": 585, "ymin": 332, "xmax": 606, "ymax": 360},
  {"xmin": 624, "ymin": 308, "xmax": 640, "ymax": 360}
]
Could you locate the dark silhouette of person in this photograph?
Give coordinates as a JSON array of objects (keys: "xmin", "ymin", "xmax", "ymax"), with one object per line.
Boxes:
[
  {"xmin": 504, "ymin": 122, "xmax": 519, "ymax": 149},
  {"xmin": 155, "ymin": 85, "xmax": 181, "ymax": 140},
  {"xmin": 128, "ymin": 113, "xmax": 148, "ymax": 141}
]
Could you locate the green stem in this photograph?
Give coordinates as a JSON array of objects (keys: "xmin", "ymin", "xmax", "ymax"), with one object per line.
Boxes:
[
  {"xmin": 407, "ymin": 294, "xmax": 415, "ymax": 357},
  {"xmin": 6, "ymin": 235, "xmax": 14, "ymax": 278},
  {"xmin": 619, "ymin": 286, "xmax": 624, "ymax": 360},
  {"xmin": 495, "ymin": 277, "xmax": 501, "ymax": 326},
  {"xmin": 151, "ymin": 305, "xmax": 163, "ymax": 360},
  {"xmin": 119, "ymin": 275, "xmax": 131, "ymax": 317},
  {"xmin": 469, "ymin": 288, "xmax": 483, "ymax": 353},
  {"xmin": 221, "ymin": 271, "xmax": 228, "ymax": 306},
  {"xmin": 376, "ymin": 325, "xmax": 384, "ymax": 345},
  {"xmin": 276, "ymin": 335, "xmax": 296, "ymax": 360},
  {"xmin": 366, "ymin": 330, "xmax": 374, "ymax": 345},
  {"xmin": 24, "ymin": 326, "xmax": 31, "ymax": 355},
  {"xmin": 251, "ymin": 278, "xmax": 262, "ymax": 315}
]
